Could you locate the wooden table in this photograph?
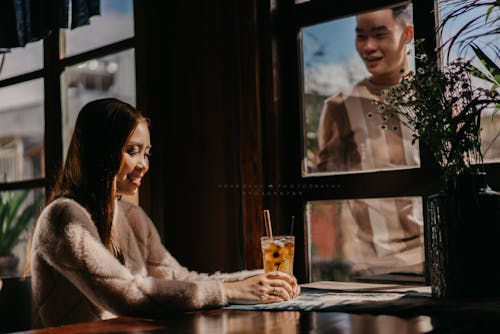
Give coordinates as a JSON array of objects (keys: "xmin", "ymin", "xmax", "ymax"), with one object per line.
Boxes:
[
  {"xmin": 5, "ymin": 279, "xmax": 500, "ymax": 333},
  {"xmin": 16, "ymin": 308, "xmax": 500, "ymax": 333}
]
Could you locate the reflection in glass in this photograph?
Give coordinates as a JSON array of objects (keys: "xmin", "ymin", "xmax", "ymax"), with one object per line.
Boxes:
[
  {"xmin": 64, "ymin": 0, "xmax": 134, "ymax": 57},
  {"xmin": 307, "ymin": 196, "xmax": 424, "ymax": 281},
  {"xmin": 62, "ymin": 49, "xmax": 136, "ymax": 154},
  {"xmin": 481, "ymin": 114, "xmax": 500, "ymax": 163},
  {"xmin": 0, "ymin": 40, "xmax": 43, "ymax": 80},
  {"xmin": 438, "ymin": 2, "xmax": 500, "ymax": 163},
  {"xmin": 0, "ymin": 188, "xmax": 44, "ymax": 277},
  {"xmin": 0, "ymin": 79, "xmax": 45, "ymax": 182},
  {"xmin": 301, "ymin": 4, "xmax": 419, "ymax": 176}
]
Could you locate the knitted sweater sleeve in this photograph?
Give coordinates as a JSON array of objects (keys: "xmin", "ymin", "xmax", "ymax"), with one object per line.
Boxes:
[
  {"xmin": 32, "ymin": 199, "xmax": 228, "ymax": 317},
  {"xmin": 122, "ymin": 201, "xmax": 263, "ymax": 283}
]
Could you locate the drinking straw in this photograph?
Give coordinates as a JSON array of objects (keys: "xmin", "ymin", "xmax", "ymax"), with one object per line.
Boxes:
[
  {"xmin": 290, "ymin": 215, "xmax": 295, "ymax": 235},
  {"xmin": 263, "ymin": 209, "xmax": 273, "ymax": 238}
]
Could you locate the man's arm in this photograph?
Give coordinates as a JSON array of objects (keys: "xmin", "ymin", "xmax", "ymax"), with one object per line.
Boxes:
[{"xmin": 317, "ymin": 95, "xmax": 359, "ymax": 172}]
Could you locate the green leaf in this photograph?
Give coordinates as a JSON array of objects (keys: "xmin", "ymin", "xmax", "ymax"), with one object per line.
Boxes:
[
  {"xmin": 0, "ymin": 202, "xmax": 9, "ymax": 243},
  {"xmin": 0, "ymin": 193, "xmax": 44, "ymax": 256},
  {"xmin": 471, "ymin": 44, "xmax": 500, "ymax": 86},
  {"xmin": 466, "ymin": 63, "xmax": 496, "ymax": 84},
  {"xmin": 485, "ymin": 5, "xmax": 494, "ymax": 22},
  {"xmin": 6, "ymin": 190, "xmax": 29, "ymax": 230}
]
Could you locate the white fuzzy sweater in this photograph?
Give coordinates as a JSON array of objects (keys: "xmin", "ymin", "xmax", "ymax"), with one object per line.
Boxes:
[{"xmin": 30, "ymin": 198, "xmax": 260, "ymax": 328}]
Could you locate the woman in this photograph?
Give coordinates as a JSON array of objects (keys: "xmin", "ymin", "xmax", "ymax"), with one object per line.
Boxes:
[{"xmin": 30, "ymin": 98, "xmax": 299, "ymax": 328}]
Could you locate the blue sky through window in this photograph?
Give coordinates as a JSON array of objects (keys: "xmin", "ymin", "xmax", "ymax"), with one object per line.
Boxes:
[
  {"xmin": 302, "ymin": 17, "xmax": 357, "ymax": 67},
  {"xmin": 102, "ymin": 0, "xmax": 133, "ymax": 15}
]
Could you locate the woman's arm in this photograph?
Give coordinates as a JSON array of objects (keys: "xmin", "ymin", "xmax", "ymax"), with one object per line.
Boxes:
[
  {"xmin": 125, "ymin": 203, "xmax": 300, "ymax": 304},
  {"xmin": 123, "ymin": 201, "xmax": 262, "ymax": 282},
  {"xmin": 33, "ymin": 200, "xmax": 227, "ymax": 317}
]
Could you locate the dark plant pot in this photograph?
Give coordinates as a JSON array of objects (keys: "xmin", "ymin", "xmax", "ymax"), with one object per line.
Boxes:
[
  {"xmin": 0, "ymin": 255, "xmax": 19, "ymax": 278},
  {"xmin": 427, "ymin": 171, "xmax": 500, "ymax": 299}
]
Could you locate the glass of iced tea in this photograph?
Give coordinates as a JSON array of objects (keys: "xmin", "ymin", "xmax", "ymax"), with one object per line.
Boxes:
[{"xmin": 261, "ymin": 235, "xmax": 295, "ymax": 275}]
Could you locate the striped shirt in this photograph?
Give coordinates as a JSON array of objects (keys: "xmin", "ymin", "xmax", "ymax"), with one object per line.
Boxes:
[{"xmin": 317, "ymin": 78, "xmax": 424, "ymax": 275}]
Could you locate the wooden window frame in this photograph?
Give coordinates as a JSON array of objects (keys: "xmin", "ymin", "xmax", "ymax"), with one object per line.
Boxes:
[
  {"xmin": 241, "ymin": 0, "xmax": 500, "ymax": 284},
  {"xmin": 0, "ymin": 1, "xmax": 143, "ymax": 233}
]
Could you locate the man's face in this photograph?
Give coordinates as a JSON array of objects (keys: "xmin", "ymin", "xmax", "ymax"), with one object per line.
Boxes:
[{"xmin": 355, "ymin": 9, "xmax": 413, "ymax": 81}]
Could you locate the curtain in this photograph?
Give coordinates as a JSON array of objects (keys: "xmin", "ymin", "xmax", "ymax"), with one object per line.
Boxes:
[{"xmin": 0, "ymin": 0, "xmax": 100, "ymax": 51}]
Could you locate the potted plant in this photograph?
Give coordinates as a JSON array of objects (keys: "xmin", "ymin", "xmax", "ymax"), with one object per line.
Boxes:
[
  {"xmin": 0, "ymin": 190, "xmax": 43, "ymax": 277},
  {"xmin": 377, "ymin": 47, "xmax": 499, "ymax": 171},
  {"xmin": 374, "ymin": 42, "xmax": 500, "ymax": 298},
  {"xmin": 377, "ymin": 0, "xmax": 499, "ymax": 298}
]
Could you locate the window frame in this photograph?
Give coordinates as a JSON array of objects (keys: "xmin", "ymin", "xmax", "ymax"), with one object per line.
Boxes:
[
  {"xmin": 0, "ymin": 2, "xmax": 142, "ymax": 268},
  {"xmin": 250, "ymin": 0, "xmax": 467, "ymax": 284},
  {"xmin": 0, "ymin": 3, "xmax": 140, "ymax": 188}
]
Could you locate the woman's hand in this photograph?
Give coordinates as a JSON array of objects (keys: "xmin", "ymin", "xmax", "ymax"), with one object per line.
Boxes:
[{"xmin": 223, "ymin": 271, "xmax": 300, "ymax": 305}]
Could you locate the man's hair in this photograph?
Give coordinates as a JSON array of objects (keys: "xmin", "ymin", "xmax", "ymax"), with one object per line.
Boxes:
[{"xmin": 392, "ymin": 3, "xmax": 413, "ymax": 27}]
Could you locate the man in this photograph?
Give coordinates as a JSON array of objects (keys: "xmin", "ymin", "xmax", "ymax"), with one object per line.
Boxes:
[{"xmin": 316, "ymin": 5, "xmax": 424, "ymax": 277}]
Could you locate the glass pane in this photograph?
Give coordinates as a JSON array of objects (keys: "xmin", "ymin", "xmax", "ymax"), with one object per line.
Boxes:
[
  {"xmin": 301, "ymin": 3, "xmax": 420, "ymax": 176},
  {"xmin": 0, "ymin": 79, "xmax": 45, "ymax": 182},
  {"xmin": 307, "ymin": 196, "xmax": 424, "ymax": 282},
  {"xmin": 482, "ymin": 113, "xmax": 500, "ymax": 163},
  {"xmin": 64, "ymin": 0, "xmax": 134, "ymax": 57},
  {"xmin": 62, "ymin": 49, "xmax": 136, "ymax": 153},
  {"xmin": 438, "ymin": 2, "xmax": 500, "ymax": 163},
  {"xmin": 0, "ymin": 188, "xmax": 45, "ymax": 278},
  {"xmin": 438, "ymin": 1, "xmax": 498, "ymax": 62},
  {"xmin": 0, "ymin": 40, "xmax": 43, "ymax": 80}
]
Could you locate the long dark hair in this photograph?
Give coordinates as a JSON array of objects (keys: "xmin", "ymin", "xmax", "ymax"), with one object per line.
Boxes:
[{"xmin": 49, "ymin": 98, "xmax": 147, "ymax": 250}]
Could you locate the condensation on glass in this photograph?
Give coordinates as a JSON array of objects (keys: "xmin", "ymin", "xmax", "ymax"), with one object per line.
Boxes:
[
  {"xmin": 438, "ymin": 2, "xmax": 500, "ymax": 163},
  {"xmin": 300, "ymin": 3, "xmax": 420, "ymax": 177},
  {"xmin": 306, "ymin": 196, "xmax": 424, "ymax": 282},
  {"xmin": 0, "ymin": 188, "xmax": 45, "ymax": 277},
  {"xmin": 63, "ymin": 0, "xmax": 134, "ymax": 57},
  {"xmin": 0, "ymin": 79, "xmax": 45, "ymax": 182},
  {"xmin": 0, "ymin": 40, "xmax": 43, "ymax": 80},
  {"xmin": 61, "ymin": 49, "xmax": 136, "ymax": 155}
]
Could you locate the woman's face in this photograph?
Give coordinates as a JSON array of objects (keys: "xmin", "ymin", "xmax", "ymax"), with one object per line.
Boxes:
[{"xmin": 115, "ymin": 119, "xmax": 151, "ymax": 196}]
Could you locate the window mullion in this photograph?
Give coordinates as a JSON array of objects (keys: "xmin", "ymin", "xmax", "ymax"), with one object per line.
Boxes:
[{"xmin": 43, "ymin": 29, "xmax": 64, "ymax": 195}]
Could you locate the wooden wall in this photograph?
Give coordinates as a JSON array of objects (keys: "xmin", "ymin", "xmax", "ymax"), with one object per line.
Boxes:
[{"xmin": 135, "ymin": 1, "xmax": 266, "ymax": 273}]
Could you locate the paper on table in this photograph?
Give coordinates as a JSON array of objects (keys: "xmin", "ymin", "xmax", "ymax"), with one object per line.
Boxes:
[
  {"xmin": 225, "ymin": 281, "xmax": 432, "ymax": 311},
  {"xmin": 225, "ymin": 289, "xmax": 405, "ymax": 311},
  {"xmin": 301, "ymin": 281, "xmax": 431, "ymax": 294}
]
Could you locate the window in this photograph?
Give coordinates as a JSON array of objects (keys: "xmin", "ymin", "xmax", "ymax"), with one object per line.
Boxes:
[
  {"xmin": 259, "ymin": 0, "xmax": 441, "ymax": 284},
  {"xmin": 259, "ymin": 0, "xmax": 500, "ymax": 284},
  {"xmin": 0, "ymin": 41, "xmax": 43, "ymax": 80},
  {"xmin": 62, "ymin": 49, "xmax": 136, "ymax": 154},
  {"xmin": 299, "ymin": 2, "xmax": 428, "ymax": 283},
  {"xmin": 437, "ymin": 1, "xmax": 500, "ymax": 163},
  {"xmin": 0, "ymin": 0, "xmax": 137, "ymax": 277},
  {"xmin": 301, "ymin": 8, "xmax": 419, "ymax": 176}
]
